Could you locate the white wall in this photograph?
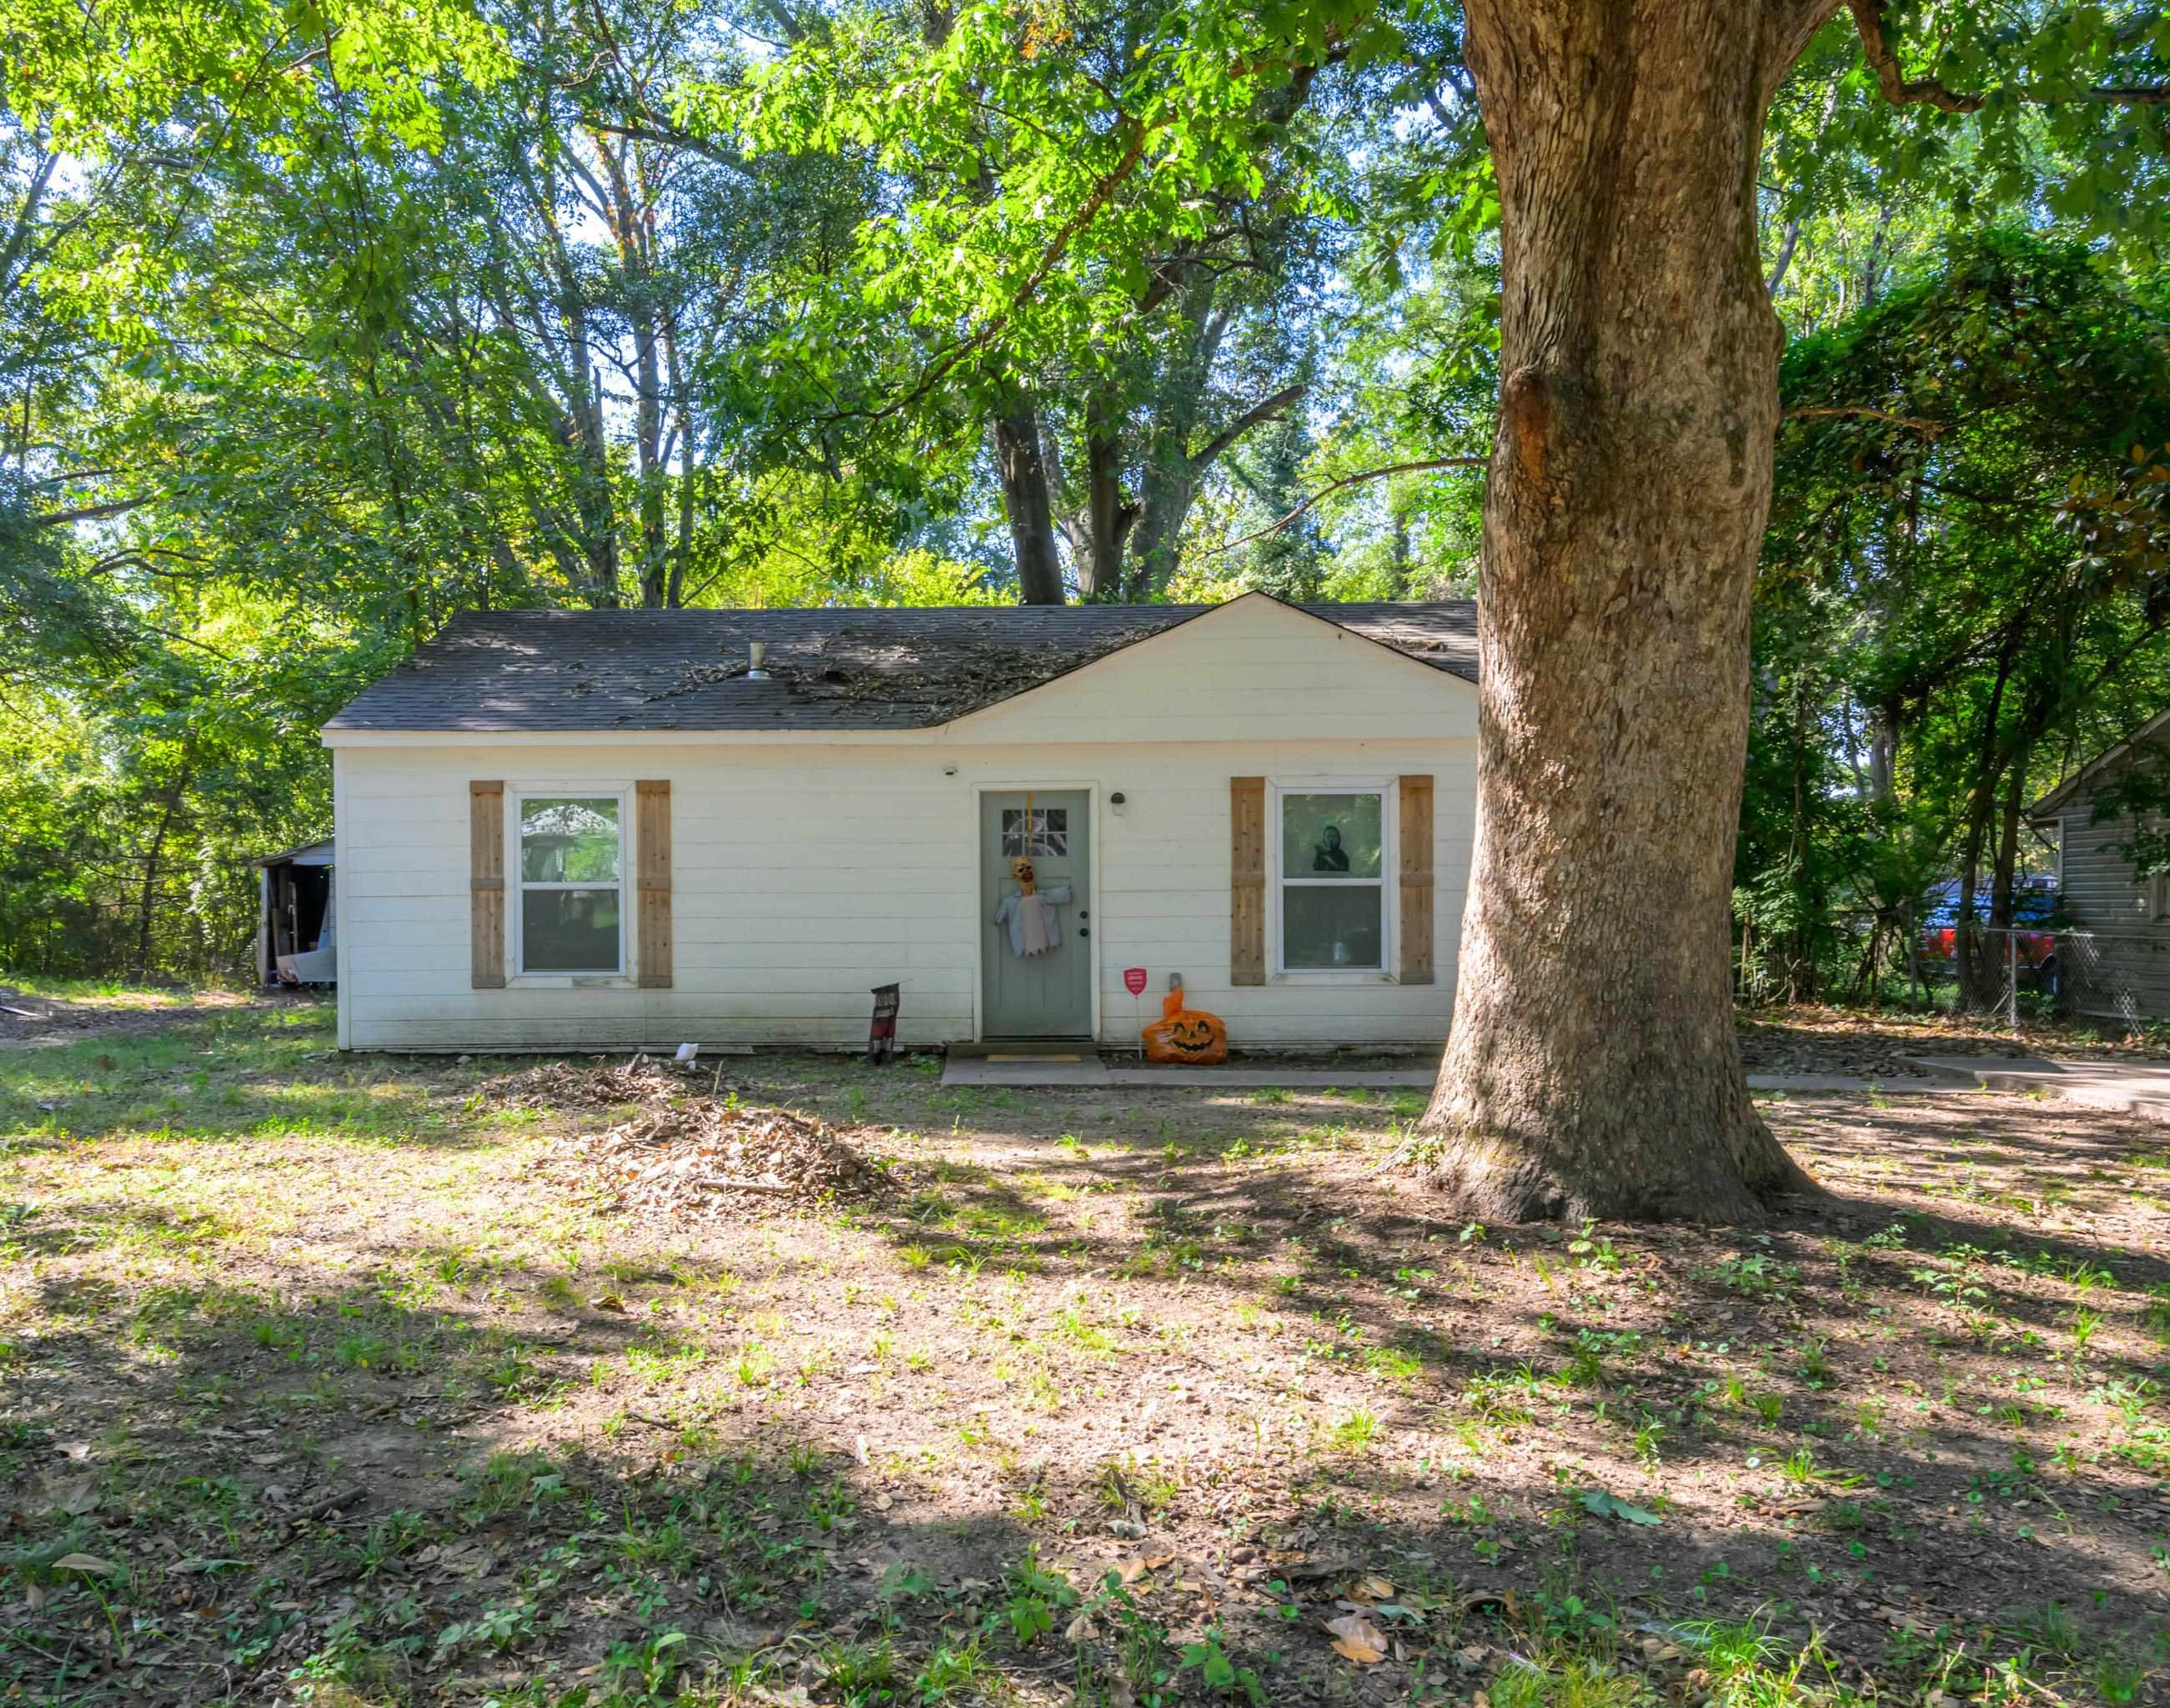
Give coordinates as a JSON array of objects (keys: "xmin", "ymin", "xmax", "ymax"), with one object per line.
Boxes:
[{"xmin": 330, "ymin": 600, "xmax": 1478, "ymax": 1052}]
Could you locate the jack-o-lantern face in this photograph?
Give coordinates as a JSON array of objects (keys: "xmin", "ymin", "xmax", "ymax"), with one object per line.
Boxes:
[
  {"xmin": 1168, "ymin": 1016, "xmax": 1217, "ymax": 1054},
  {"xmin": 1142, "ymin": 988, "xmax": 1228, "ymax": 1066}
]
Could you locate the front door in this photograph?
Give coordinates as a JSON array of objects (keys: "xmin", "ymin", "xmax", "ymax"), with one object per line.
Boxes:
[{"xmin": 981, "ymin": 791, "xmax": 1091, "ymax": 1038}]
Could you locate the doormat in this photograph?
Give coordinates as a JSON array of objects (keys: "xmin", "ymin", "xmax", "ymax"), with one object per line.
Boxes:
[{"xmin": 987, "ymin": 1052, "xmax": 1085, "ymax": 1063}]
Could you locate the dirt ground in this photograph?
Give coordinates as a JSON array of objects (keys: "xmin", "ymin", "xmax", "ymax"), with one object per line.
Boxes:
[
  {"xmin": 1735, "ymin": 1006, "xmax": 2170, "ymax": 1081},
  {"xmin": 0, "ymin": 983, "xmax": 266, "ymax": 1050},
  {"xmin": 3, "ymin": 1000, "xmax": 2167, "ymax": 1707}
]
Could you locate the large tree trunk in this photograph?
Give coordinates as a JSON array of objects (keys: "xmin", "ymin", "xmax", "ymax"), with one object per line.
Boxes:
[
  {"xmin": 1069, "ymin": 399, "xmax": 1134, "ymax": 599},
  {"xmin": 992, "ymin": 404, "xmax": 1066, "ymax": 605},
  {"xmin": 1418, "ymin": 1, "xmax": 1818, "ymax": 1223}
]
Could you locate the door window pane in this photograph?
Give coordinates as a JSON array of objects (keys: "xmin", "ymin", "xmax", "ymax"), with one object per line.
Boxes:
[
  {"xmin": 520, "ymin": 797, "xmax": 620, "ymax": 882},
  {"xmin": 1281, "ymin": 793, "xmax": 1381, "ymax": 877},
  {"xmin": 1283, "ymin": 886, "xmax": 1383, "ymax": 970},
  {"xmin": 522, "ymin": 889, "xmax": 620, "ymax": 971},
  {"xmin": 1001, "ymin": 806, "xmax": 1068, "ymax": 857}
]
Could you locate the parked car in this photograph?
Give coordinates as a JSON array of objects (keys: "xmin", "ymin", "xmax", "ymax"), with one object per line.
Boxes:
[{"xmin": 1917, "ymin": 883, "xmax": 2063, "ymax": 987}]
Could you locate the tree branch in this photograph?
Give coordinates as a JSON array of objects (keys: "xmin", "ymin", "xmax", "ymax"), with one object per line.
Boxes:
[
  {"xmin": 1782, "ymin": 404, "xmax": 1943, "ymax": 435},
  {"xmin": 1197, "ymin": 456, "xmax": 1488, "ymax": 560},
  {"xmin": 585, "ymin": 120, "xmax": 742, "ymax": 168},
  {"xmin": 846, "ymin": 119, "xmax": 1153, "ymax": 424},
  {"xmin": 1846, "ymin": 0, "xmax": 2170, "ymax": 109},
  {"xmin": 1190, "ymin": 383, "xmax": 1304, "ymax": 475},
  {"xmin": 36, "ymin": 495, "xmax": 159, "ymax": 527}
]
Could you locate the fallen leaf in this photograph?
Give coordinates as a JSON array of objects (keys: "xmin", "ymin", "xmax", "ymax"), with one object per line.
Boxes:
[
  {"xmin": 1114, "ymin": 1552, "xmax": 1175, "ymax": 1585},
  {"xmin": 873, "ymin": 1493, "xmax": 893, "ymax": 1511},
  {"xmin": 54, "ymin": 1441, "xmax": 93, "ymax": 1462},
  {"xmin": 53, "ymin": 1552, "xmax": 118, "ymax": 1574},
  {"xmin": 1349, "ymin": 1572, "xmax": 1394, "ymax": 1603},
  {"xmin": 1578, "ymin": 1489, "xmax": 1662, "ymax": 1526},
  {"xmin": 1326, "ymin": 1612, "xmax": 1387, "ymax": 1665},
  {"xmin": 44, "ymin": 1477, "xmax": 98, "ymax": 1516}
]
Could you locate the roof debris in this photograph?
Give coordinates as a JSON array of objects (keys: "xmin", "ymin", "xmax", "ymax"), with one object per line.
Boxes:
[{"xmin": 323, "ymin": 600, "xmax": 1479, "ymax": 734}]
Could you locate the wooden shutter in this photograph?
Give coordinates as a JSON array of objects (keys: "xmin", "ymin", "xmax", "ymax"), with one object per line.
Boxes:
[
  {"xmin": 636, "ymin": 780, "xmax": 673, "ymax": 989},
  {"xmin": 1231, "ymin": 776, "xmax": 1267, "ymax": 986},
  {"xmin": 470, "ymin": 781, "xmax": 505, "ymax": 988},
  {"xmin": 1399, "ymin": 773, "xmax": 1434, "ymax": 985}
]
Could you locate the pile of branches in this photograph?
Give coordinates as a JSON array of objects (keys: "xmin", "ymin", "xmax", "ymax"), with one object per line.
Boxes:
[
  {"xmin": 482, "ymin": 1055, "xmax": 698, "ymax": 1113},
  {"xmin": 489, "ymin": 1056, "xmax": 902, "ymax": 1217}
]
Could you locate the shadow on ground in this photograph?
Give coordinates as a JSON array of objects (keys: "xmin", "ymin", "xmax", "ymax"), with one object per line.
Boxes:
[{"xmin": 3, "ymin": 1024, "xmax": 2168, "ymax": 1704}]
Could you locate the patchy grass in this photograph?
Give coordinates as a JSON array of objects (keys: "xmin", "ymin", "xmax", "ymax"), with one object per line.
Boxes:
[{"xmin": 1, "ymin": 997, "xmax": 2167, "ymax": 1705}]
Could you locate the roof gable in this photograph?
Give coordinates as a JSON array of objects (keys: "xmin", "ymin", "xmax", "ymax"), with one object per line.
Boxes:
[
  {"xmin": 322, "ymin": 597, "xmax": 1479, "ymax": 736},
  {"xmin": 944, "ymin": 592, "xmax": 1477, "ymax": 740},
  {"xmin": 2032, "ymin": 706, "xmax": 2170, "ymax": 818}
]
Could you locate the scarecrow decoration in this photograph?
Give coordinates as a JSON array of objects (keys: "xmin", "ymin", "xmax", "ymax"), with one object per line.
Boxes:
[
  {"xmin": 1142, "ymin": 982, "xmax": 1228, "ymax": 1065},
  {"xmin": 992, "ymin": 856, "xmax": 1072, "ymax": 957}
]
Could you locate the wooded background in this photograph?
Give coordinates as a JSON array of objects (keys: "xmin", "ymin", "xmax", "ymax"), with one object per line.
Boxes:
[{"xmin": 4, "ymin": 0, "xmax": 2167, "ymax": 987}]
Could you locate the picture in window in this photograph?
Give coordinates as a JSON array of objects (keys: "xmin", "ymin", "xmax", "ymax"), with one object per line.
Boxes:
[
  {"xmin": 1279, "ymin": 791, "xmax": 1382, "ymax": 969},
  {"xmin": 519, "ymin": 796, "xmax": 622, "ymax": 972}
]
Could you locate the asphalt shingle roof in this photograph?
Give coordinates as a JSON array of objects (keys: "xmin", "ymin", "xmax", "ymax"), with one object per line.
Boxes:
[{"xmin": 323, "ymin": 598, "xmax": 1479, "ymax": 734}]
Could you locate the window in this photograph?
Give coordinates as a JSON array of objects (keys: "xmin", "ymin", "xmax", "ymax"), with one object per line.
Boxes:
[
  {"xmin": 1001, "ymin": 806, "xmax": 1068, "ymax": 857},
  {"xmin": 1278, "ymin": 789, "xmax": 1385, "ymax": 972},
  {"xmin": 515, "ymin": 794, "xmax": 625, "ymax": 973}
]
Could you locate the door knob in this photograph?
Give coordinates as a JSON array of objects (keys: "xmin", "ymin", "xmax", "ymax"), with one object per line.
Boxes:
[{"xmin": 1078, "ymin": 927, "xmax": 1090, "ymax": 938}]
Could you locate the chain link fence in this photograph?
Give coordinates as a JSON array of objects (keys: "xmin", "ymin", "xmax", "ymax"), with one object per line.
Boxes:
[{"xmin": 1921, "ymin": 923, "xmax": 2170, "ymax": 1028}]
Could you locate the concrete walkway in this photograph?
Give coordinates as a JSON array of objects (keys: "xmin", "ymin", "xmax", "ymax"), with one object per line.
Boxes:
[
  {"xmin": 938, "ymin": 1055, "xmax": 1978, "ymax": 1094},
  {"xmin": 940, "ymin": 1057, "xmax": 1434, "ymax": 1089},
  {"xmin": 1908, "ymin": 1054, "xmax": 2170, "ymax": 1122}
]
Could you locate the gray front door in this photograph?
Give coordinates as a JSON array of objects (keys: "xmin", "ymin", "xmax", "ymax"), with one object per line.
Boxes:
[{"xmin": 981, "ymin": 791, "xmax": 1091, "ymax": 1038}]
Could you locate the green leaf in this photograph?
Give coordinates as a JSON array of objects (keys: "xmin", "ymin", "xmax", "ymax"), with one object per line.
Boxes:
[{"xmin": 1579, "ymin": 1489, "xmax": 1662, "ymax": 1525}]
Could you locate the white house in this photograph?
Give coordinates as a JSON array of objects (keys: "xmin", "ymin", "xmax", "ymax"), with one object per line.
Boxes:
[{"xmin": 322, "ymin": 592, "xmax": 1479, "ymax": 1052}]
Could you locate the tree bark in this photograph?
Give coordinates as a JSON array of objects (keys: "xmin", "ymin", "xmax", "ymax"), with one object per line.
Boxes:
[
  {"xmin": 1989, "ymin": 748, "xmax": 2027, "ymax": 932},
  {"xmin": 133, "ymin": 745, "xmax": 194, "ymax": 982},
  {"xmin": 1954, "ymin": 636, "xmax": 2017, "ymax": 1008},
  {"xmin": 1417, "ymin": 1, "xmax": 1819, "ymax": 1223},
  {"xmin": 991, "ymin": 403, "xmax": 1067, "ymax": 605},
  {"xmin": 1066, "ymin": 396, "xmax": 1134, "ymax": 599}
]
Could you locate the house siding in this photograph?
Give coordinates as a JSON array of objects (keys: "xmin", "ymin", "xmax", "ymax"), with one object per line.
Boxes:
[
  {"xmin": 2047, "ymin": 763, "xmax": 2170, "ymax": 1020},
  {"xmin": 330, "ymin": 601, "xmax": 1478, "ymax": 1052}
]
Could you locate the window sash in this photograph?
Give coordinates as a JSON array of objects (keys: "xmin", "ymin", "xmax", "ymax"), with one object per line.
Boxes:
[
  {"xmin": 1273, "ymin": 785, "xmax": 1389, "ymax": 974},
  {"xmin": 511, "ymin": 789, "xmax": 628, "ymax": 976}
]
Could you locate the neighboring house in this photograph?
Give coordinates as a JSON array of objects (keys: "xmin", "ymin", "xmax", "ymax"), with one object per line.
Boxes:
[
  {"xmin": 2031, "ymin": 710, "xmax": 2170, "ymax": 1020},
  {"xmin": 321, "ymin": 592, "xmax": 1479, "ymax": 1053}
]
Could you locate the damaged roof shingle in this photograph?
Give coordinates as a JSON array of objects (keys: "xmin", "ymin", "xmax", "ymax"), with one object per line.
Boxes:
[{"xmin": 323, "ymin": 599, "xmax": 1478, "ymax": 734}]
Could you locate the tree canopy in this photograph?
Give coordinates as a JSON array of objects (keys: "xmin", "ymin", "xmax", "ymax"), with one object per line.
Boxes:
[{"xmin": 3, "ymin": 0, "xmax": 2168, "ymax": 986}]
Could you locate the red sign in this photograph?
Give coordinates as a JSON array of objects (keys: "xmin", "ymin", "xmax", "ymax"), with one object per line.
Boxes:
[{"xmin": 1123, "ymin": 967, "xmax": 1148, "ymax": 997}]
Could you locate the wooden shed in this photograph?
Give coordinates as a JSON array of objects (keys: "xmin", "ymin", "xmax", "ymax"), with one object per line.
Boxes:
[{"xmin": 254, "ymin": 837, "xmax": 337, "ymax": 987}]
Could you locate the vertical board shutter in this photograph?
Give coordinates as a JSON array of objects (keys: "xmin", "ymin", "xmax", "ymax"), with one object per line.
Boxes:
[
  {"xmin": 636, "ymin": 780, "xmax": 673, "ymax": 989},
  {"xmin": 1399, "ymin": 773, "xmax": 1435, "ymax": 985},
  {"xmin": 1230, "ymin": 776, "xmax": 1266, "ymax": 986},
  {"xmin": 470, "ymin": 781, "xmax": 505, "ymax": 989}
]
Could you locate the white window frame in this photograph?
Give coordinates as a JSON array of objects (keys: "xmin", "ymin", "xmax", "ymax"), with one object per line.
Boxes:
[
  {"xmin": 507, "ymin": 784, "xmax": 634, "ymax": 981},
  {"xmin": 1268, "ymin": 779, "xmax": 1398, "ymax": 982}
]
